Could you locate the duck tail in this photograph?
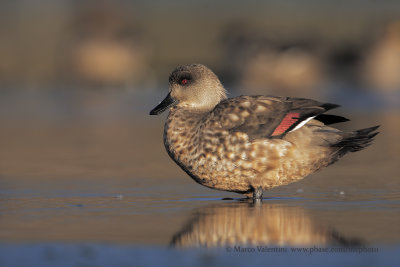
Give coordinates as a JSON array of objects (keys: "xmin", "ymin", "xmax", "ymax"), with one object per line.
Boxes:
[{"xmin": 330, "ymin": 125, "xmax": 380, "ymax": 161}]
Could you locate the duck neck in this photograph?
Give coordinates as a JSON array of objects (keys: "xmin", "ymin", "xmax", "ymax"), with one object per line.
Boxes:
[{"xmin": 163, "ymin": 106, "xmax": 206, "ymax": 157}]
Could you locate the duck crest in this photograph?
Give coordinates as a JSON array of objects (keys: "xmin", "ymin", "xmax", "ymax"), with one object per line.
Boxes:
[{"xmin": 151, "ymin": 64, "xmax": 379, "ymax": 199}]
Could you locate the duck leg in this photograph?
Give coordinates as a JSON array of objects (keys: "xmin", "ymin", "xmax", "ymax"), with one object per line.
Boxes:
[{"xmin": 253, "ymin": 187, "xmax": 263, "ymax": 200}]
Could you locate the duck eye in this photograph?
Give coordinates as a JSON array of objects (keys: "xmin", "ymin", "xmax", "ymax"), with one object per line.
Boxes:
[{"xmin": 180, "ymin": 79, "xmax": 188, "ymax": 85}]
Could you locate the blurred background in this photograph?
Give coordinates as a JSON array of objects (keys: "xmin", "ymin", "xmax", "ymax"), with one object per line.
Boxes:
[
  {"xmin": 0, "ymin": 0, "xmax": 400, "ymax": 265},
  {"xmin": 1, "ymin": 0, "xmax": 400, "ymax": 94}
]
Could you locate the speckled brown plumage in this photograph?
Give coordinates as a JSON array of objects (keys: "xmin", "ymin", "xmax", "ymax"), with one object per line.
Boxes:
[{"xmin": 150, "ymin": 64, "xmax": 379, "ymax": 198}]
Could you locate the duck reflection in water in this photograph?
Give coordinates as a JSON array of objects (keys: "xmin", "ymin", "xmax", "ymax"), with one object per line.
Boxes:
[{"xmin": 170, "ymin": 201, "xmax": 362, "ymax": 248}]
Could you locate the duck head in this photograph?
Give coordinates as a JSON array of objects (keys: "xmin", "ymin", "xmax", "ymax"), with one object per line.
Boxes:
[{"xmin": 150, "ymin": 64, "xmax": 227, "ymax": 115}]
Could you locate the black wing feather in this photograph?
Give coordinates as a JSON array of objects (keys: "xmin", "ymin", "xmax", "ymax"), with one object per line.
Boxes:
[{"xmin": 314, "ymin": 114, "xmax": 350, "ymax": 125}]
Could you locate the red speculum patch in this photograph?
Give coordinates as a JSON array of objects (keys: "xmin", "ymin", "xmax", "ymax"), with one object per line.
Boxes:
[{"xmin": 271, "ymin": 112, "xmax": 300, "ymax": 136}]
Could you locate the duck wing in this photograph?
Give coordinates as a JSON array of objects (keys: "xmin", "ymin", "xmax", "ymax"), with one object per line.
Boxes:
[{"xmin": 208, "ymin": 95, "xmax": 345, "ymax": 140}]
